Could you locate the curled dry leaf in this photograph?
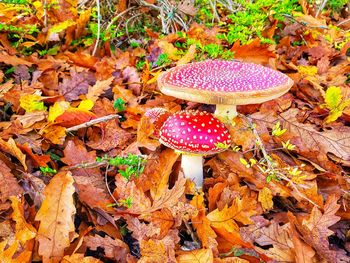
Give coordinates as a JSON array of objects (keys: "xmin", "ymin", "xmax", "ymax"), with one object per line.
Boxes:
[
  {"xmin": 0, "ymin": 137, "xmax": 27, "ymax": 170},
  {"xmin": 84, "ymin": 234, "xmax": 129, "ymax": 261},
  {"xmin": 35, "ymin": 171, "xmax": 76, "ymax": 263}
]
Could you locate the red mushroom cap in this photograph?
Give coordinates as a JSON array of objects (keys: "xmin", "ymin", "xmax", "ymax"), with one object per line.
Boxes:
[
  {"xmin": 159, "ymin": 110, "xmax": 231, "ymax": 155},
  {"xmin": 145, "ymin": 108, "xmax": 171, "ymax": 137},
  {"xmin": 158, "ymin": 60, "xmax": 294, "ymax": 105}
]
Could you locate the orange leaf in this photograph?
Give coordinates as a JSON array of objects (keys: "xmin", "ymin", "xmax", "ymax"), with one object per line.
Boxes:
[
  {"xmin": 35, "ymin": 171, "xmax": 76, "ymax": 263},
  {"xmin": 55, "ymin": 108, "xmax": 96, "ymax": 128},
  {"xmin": 61, "ymin": 254, "xmax": 103, "ymax": 263},
  {"xmin": 191, "ymin": 195, "xmax": 218, "ymax": 251},
  {"xmin": 176, "ymin": 248, "xmax": 214, "ymax": 263},
  {"xmin": 230, "ymin": 39, "xmax": 276, "ymax": 65}
]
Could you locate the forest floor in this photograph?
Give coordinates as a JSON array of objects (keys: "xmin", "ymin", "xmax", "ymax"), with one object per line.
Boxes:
[{"xmin": 0, "ymin": 0, "xmax": 350, "ymax": 262}]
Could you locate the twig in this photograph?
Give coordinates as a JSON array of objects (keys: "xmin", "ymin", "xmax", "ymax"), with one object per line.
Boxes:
[
  {"xmin": 92, "ymin": 0, "xmax": 101, "ymax": 56},
  {"xmin": 316, "ymin": 0, "xmax": 327, "ymax": 18},
  {"xmin": 66, "ymin": 114, "xmax": 121, "ymax": 133},
  {"xmin": 337, "ymin": 17, "xmax": 350, "ymax": 27},
  {"xmin": 241, "ymin": 114, "xmax": 320, "ymax": 208},
  {"xmin": 105, "ymin": 6, "xmax": 136, "ymax": 31}
]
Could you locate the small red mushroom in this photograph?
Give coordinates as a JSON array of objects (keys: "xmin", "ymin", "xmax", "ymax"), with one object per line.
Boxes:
[
  {"xmin": 159, "ymin": 110, "xmax": 231, "ymax": 187},
  {"xmin": 158, "ymin": 60, "xmax": 294, "ymax": 123},
  {"xmin": 144, "ymin": 108, "xmax": 171, "ymax": 138}
]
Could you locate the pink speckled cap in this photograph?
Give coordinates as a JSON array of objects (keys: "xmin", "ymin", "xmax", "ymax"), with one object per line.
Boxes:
[
  {"xmin": 158, "ymin": 60, "xmax": 294, "ymax": 105},
  {"xmin": 159, "ymin": 110, "xmax": 231, "ymax": 155}
]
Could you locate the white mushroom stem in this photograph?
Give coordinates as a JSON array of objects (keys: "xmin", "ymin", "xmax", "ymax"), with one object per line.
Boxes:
[
  {"xmin": 181, "ymin": 154, "xmax": 203, "ymax": 188},
  {"xmin": 214, "ymin": 104, "xmax": 238, "ymax": 123}
]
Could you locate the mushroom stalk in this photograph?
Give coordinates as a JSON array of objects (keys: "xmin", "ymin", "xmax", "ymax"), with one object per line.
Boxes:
[
  {"xmin": 181, "ymin": 154, "xmax": 203, "ymax": 188},
  {"xmin": 214, "ymin": 104, "xmax": 237, "ymax": 123}
]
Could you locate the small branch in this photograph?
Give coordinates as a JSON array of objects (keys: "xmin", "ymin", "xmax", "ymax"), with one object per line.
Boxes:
[
  {"xmin": 316, "ymin": 0, "xmax": 327, "ymax": 18},
  {"xmin": 240, "ymin": 114, "xmax": 320, "ymax": 208},
  {"xmin": 92, "ymin": 0, "xmax": 101, "ymax": 56},
  {"xmin": 66, "ymin": 114, "xmax": 120, "ymax": 133}
]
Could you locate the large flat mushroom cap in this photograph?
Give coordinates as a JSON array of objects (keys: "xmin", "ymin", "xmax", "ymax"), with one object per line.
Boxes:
[
  {"xmin": 159, "ymin": 110, "xmax": 231, "ymax": 155},
  {"xmin": 158, "ymin": 60, "xmax": 294, "ymax": 105}
]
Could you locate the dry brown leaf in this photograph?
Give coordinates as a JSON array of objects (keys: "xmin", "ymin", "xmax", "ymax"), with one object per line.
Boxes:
[
  {"xmin": 124, "ymin": 214, "xmax": 160, "ymax": 241},
  {"xmin": 0, "ymin": 137, "xmax": 27, "ymax": 170},
  {"xmin": 230, "ymin": 39, "xmax": 276, "ymax": 65},
  {"xmin": 0, "ymin": 54, "xmax": 33, "ymax": 66},
  {"xmin": 148, "ymin": 149, "xmax": 179, "ymax": 200},
  {"xmin": 0, "ymin": 160, "xmax": 23, "ymax": 204},
  {"xmin": 151, "ymin": 208, "xmax": 175, "ymax": 239},
  {"xmin": 176, "ymin": 249, "xmax": 214, "ymax": 263},
  {"xmin": 84, "ymin": 234, "xmax": 129, "ymax": 261},
  {"xmin": 14, "ymin": 111, "xmax": 47, "ymax": 128},
  {"xmin": 61, "ymin": 254, "xmax": 103, "ymax": 263},
  {"xmin": 86, "ymin": 77, "xmax": 114, "ymax": 103},
  {"xmin": 35, "ymin": 171, "xmax": 76, "ymax": 263}
]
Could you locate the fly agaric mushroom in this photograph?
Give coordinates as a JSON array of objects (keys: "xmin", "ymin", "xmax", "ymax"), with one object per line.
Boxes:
[
  {"xmin": 144, "ymin": 108, "xmax": 171, "ymax": 138},
  {"xmin": 159, "ymin": 110, "xmax": 231, "ymax": 187},
  {"xmin": 157, "ymin": 60, "xmax": 294, "ymax": 122}
]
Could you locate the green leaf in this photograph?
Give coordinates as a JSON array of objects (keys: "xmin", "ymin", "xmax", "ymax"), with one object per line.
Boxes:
[{"xmin": 325, "ymin": 86, "xmax": 342, "ymax": 110}]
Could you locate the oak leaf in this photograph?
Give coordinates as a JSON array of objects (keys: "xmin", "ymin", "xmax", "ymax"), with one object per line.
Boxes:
[
  {"xmin": 0, "ymin": 240, "xmax": 32, "ymax": 263},
  {"xmin": 0, "ymin": 137, "xmax": 27, "ymax": 170},
  {"xmin": 207, "ymin": 196, "xmax": 257, "ymax": 233},
  {"xmin": 10, "ymin": 197, "xmax": 36, "ymax": 246},
  {"xmin": 86, "ymin": 77, "xmax": 114, "ymax": 103},
  {"xmin": 84, "ymin": 234, "xmax": 129, "ymax": 261},
  {"xmin": 229, "ymin": 39, "xmax": 276, "ymax": 65},
  {"xmin": 190, "ymin": 195, "xmax": 218, "ymax": 251},
  {"xmin": 61, "ymin": 254, "xmax": 103, "ymax": 263},
  {"xmin": 35, "ymin": 171, "xmax": 76, "ymax": 263},
  {"xmin": 176, "ymin": 248, "xmax": 214, "ymax": 263},
  {"xmin": 139, "ymin": 239, "xmax": 168, "ymax": 263},
  {"xmin": 0, "ymin": 160, "xmax": 23, "ymax": 203},
  {"xmin": 258, "ymin": 187, "xmax": 273, "ymax": 212}
]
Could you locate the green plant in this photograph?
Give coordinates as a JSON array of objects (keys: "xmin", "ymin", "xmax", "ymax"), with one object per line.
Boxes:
[
  {"xmin": 96, "ymin": 154, "xmax": 146, "ymax": 181},
  {"xmin": 155, "ymin": 53, "xmax": 172, "ymax": 67},
  {"xmin": 113, "ymin": 98, "xmax": 126, "ymax": 112},
  {"xmin": 40, "ymin": 166, "xmax": 57, "ymax": 176}
]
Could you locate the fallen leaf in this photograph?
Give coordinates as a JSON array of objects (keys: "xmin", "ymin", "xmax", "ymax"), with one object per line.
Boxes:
[
  {"xmin": 177, "ymin": 44, "xmax": 197, "ymax": 66},
  {"xmin": 176, "ymin": 248, "xmax": 214, "ymax": 263},
  {"xmin": 0, "ymin": 160, "xmax": 23, "ymax": 204},
  {"xmin": 0, "ymin": 240, "xmax": 32, "ymax": 263},
  {"xmin": 61, "ymin": 254, "xmax": 103, "ymax": 263},
  {"xmin": 35, "ymin": 171, "xmax": 76, "ymax": 263},
  {"xmin": 10, "ymin": 196, "xmax": 37, "ymax": 246},
  {"xmin": 191, "ymin": 195, "xmax": 218, "ymax": 251},
  {"xmin": 230, "ymin": 39, "xmax": 276, "ymax": 65},
  {"xmin": 86, "ymin": 77, "xmax": 114, "ymax": 103},
  {"xmin": 0, "ymin": 137, "xmax": 27, "ymax": 170},
  {"xmin": 0, "ymin": 54, "xmax": 32, "ymax": 66},
  {"xmin": 84, "ymin": 234, "xmax": 129, "ymax": 261},
  {"xmin": 139, "ymin": 239, "xmax": 168, "ymax": 263},
  {"xmin": 258, "ymin": 187, "xmax": 274, "ymax": 212},
  {"xmin": 55, "ymin": 108, "xmax": 96, "ymax": 128}
]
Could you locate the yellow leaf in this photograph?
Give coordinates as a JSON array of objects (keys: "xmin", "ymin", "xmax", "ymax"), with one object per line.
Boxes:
[
  {"xmin": 32, "ymin": 1, "xmax": 44, "ymax": 19},
  {"xmin": 207, "ymin": 196, "xmax": 256, "ymax": 233},
  {"xmin": 41, "ymin": 124, "xmax": 67, "ymax": 144},
  {"xmin": 177, "ymin": 44, "xmax": 197, "ymax": 66},
  {"xmin": 61, "ymin": 254, "xmax": 103, "ymax": 263},
  {"xmin": 47, "ymin": 20, "xmax": 76, "ymax": 41},
  {"xmin": 0, "ymin": 240, "xmax": 32, "ymax": 263},
  {"xmin": 297, "ymin": 65, "xmax": 318, "ymax": 76},
  {"xmin": 176, "ymin": 249, "xmax": 213, "ymax": 263},
  {"xmin": 10, "ymin": 197, "xmax": 36, "ymax": 246},
  {"xmin": 48, "ymin": 101, "xmax": 70, "ymax": 122},
  {"xmin": 258, "ymin": 187, "xmax": 273, "ymax": 212},
  {"xmin": 158, "ymin": 40, "xmax": 180, "ymax": 60},
  {"xmin": 19, "ymin": 94, "xmax": 46, "ymax": 112},
  {"xmin": 77, "ymin": 99, "xmax": 94, "ymax": 111},
  {"xmin": 35, "ymin": 171, "xmax": 76, "ymax": 263}
]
